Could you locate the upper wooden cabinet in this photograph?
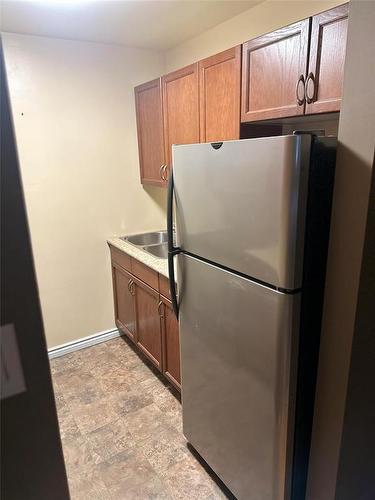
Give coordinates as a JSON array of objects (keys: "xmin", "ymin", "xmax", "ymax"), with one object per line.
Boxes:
[
  {"xmin": 199, "ymin": 46, "xmax": 241, "ymax": 142},
  {"xmin": 134, "ymin": 78, "xmax": 166, "ymax": 187},
  {"xmin": 134, "ymin": 4, "xmax": 348, "ymax": 184},
  {"xmin": 135, "ymin": 55, "xmax": 240, "ymax": 186},
  {"xmin": 241, "ymin": 4, "xmax": 349, "ymax": 123},
  {"xmin": 162, "ymin": 63, "xmax": 200, "ymax": 173},
  {"xmin": 305, "ymin": 4, "xmax": 349, "ymax": 114},
  {"xmin": 241, "ymin": 19, "xmax": 310, "ymax": 122}
]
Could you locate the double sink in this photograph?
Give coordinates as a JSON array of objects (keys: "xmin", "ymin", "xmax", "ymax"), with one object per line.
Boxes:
[{"xmin": 121, "ymin": 231, "xmax": 168, "ymax": 259}]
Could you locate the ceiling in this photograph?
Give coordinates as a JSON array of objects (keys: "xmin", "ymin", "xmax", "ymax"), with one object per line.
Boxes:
[{"xmin": 0, "ymin": 0, "xmax": 263, "ymax": 50}]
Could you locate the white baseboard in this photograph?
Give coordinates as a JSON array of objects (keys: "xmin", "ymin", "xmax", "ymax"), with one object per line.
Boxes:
[{"xmin": 48, "ymin": 328, "xmax": 122, "ymax": 359}]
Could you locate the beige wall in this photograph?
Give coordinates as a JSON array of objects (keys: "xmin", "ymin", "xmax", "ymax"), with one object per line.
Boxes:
[
  {"xmin": 2, "ymin": 33, "xmax": 167, "ymax": 348},
  {"xmin": 0, "ymin": 0, "xmax": 348, "ymax": 351},
  {"xmin": 165, "ymin": 0, "xmax": 343, "ymax": 72},
  {"xmin": 306, "ymin": 1, "xmax": 375, "ymax": 498}
]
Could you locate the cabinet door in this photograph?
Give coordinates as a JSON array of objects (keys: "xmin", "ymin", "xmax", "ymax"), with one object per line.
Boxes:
[
  {"xmin": 134, "ymin": 78, "xmax": 166, "ymax": 186},
  {"xmin": 134, "ymin": 277, "xmax": 162, "ymax": 370},
  {"xmin": 162, "ymin": 64, "xmax": 199, "ymax": 174},
  {"xmin": 241, "ymin": 19, "xmax": 310, "ymax": 122},
  {"xmin": 161, "ymin": 297, "xmax": 181, "ymax": 391},
  {"xmin": 112, "ymin": 264, "xmax": 136, "ymax": 342},
  {"xmin": 199, "ymin": 46, "xmax": 241, "ymax": 143},
  {"xmin": 305, "ymin": 4, "xmax": 349, "ymax": 114}
]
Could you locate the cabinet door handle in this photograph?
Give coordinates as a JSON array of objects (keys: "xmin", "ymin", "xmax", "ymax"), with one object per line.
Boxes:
[
  {"xmin": 157, "ymin": 301, "xmax": 163, "ymax": 317},
  {"xmin": 161, "ymin": 164, "xmax": 168, "ymax": 181},
  {"xmin": 129, "ymin": 280, "xmax": 135, "ymax": 296},
  {"xmin": 305, "ymin": 72, "xmax": 315, "ymax": 104},
  {"xmin": 159, "ymin": 164, "xmax": 165, "ymax": 180},
  {"xmin": 127, "ymin": 279, "xmax": 132, "ymax": 293},
  {"xmin": 163, "ymin": 165, "xmax": 169, "ymax": 182},
  {"xmin": 296, "ymin": 74, "xmax": 305, "ymax": 106}
]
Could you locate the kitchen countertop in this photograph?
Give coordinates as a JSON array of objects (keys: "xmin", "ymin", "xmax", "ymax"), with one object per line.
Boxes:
[{"xmin": 107, "ymin": 234, "xmax": 169, "ymax": 278}]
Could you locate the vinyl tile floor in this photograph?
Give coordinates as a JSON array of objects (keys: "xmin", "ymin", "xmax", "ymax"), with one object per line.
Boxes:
[{"xmin": 50, "ymin": 336, "xmax": 232, "ymax": 500}]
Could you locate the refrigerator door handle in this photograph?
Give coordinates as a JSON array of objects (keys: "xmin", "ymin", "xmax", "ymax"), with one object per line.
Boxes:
[{"xmin": 167, "ymin": 169, "xmax": 180, "ymax": 319}]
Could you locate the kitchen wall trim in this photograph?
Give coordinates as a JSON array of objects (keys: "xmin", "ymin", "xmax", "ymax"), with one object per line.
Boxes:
[{"xmin": 48, "ymin": 328, "xmax": 121, "ymax": 359}]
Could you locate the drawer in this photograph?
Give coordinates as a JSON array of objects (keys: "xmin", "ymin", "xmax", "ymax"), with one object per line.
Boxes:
[
  {"xmin": 131, "ymin": 258, "xmax": 158, "ymax": 290},
  {"xmin": 110, "ymin": 245, "xmax": 131, "ymax": 272},
  {"xmin": 159, "ymin": 274, "xmax": 171, "ymax": 299}
]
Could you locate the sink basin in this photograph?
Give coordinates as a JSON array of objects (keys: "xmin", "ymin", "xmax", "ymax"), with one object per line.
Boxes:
[
  {"xmin": 121, "ymin": 230, "xmax": 172, "ymax": 259},
  {"xmin": 122, "ymin": 231, "xmax": 167, "ymax": 246},
  {"xmin": 143, "ymin": 243, "xmax": 168, "ymax": 259}
]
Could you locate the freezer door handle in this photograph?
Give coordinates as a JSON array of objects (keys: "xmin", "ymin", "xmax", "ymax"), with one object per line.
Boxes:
[
  {"xmin": 168, "ymin": 251, "xmax": 179, "ymax": 319},
  {"xmin": 167, "ymin": 169, "xmax": 180, "ymax": 319}
]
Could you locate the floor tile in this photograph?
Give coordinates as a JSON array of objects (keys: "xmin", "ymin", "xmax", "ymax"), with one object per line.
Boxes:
[
  {"xmin": 93, "ymin": 363, "xmax": 136, "ymax": 395},
  {"xmin": 49, "ymin": 352, "xmax": 78, "ymax": 375},
  {"xmin": 139, "ymin": 428, "xmax": 189, "ymax": 476},
  {"xmin": 53, "ymin": 385, "xmax": 67, "ymax": 412},
  {"xmin": 69, "ymin": 396, "xmax": 121, "ymax": 435},
  {"xmin": 113, "ymin": 388, "xmax": 154, "ymax": 417},
  {"xmin": 162, "ymin": 455, "xmax": 219, "ymax": 500},
  {"xmin": 85, "ymin": 417, "xmax": 137, "ymax": 464},
  {"xmin": 153, "ymin": 386, "xmax": 181, "ymax": 415},
  {"xmin": 67, "ymin": 466, "xmax": 112, "ymax": 500},
  {"xmin": 62, "ymin": 434, "xmax": 100, "ymax": 478},
  {"xmin": 72, "ymin": 343, "xmax": 117, "ymax": 373},
  {"xmin": 127, "ymin": 362, "xmax": 159, "ymax": 383},
  {"xmin": 98, "ymin": 449, "xmax": 173, "ymax": 500},
  {"xmin": 122, "ymin": 403, "xmax": 174, "ymax": 444},
  {"xmin": 56, "ymin": 370, "xmax": 106, "ymax": 406},
  {"xmin": 57, "ymin": 404, "xmax": 81, "ymax": 441},
  {"xmin": 106, "ymin": 337, "xmax": 138, "ymax": 360},
  {"xmin": 51, "ymin": 337, "xmax": 231, "ymax": 500}
]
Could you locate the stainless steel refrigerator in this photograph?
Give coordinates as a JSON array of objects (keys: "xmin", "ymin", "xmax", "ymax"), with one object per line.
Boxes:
[{"xmin": 167, "ymin": 134, "xmax": 336, "ymax": 500}]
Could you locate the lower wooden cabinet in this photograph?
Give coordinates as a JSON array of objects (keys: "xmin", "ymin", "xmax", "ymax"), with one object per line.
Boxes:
[
  {"xmin": 133, "ymin": 276, "xmax": 162, "ymax": 371},
  {"xmin": 110, "ymin": 245, "xmax": 181, "ymax": 391},
  {"xmin": 160, "ymin": 296, "xmax": 181, "ymax": 391},
  {"xmin": 112, "ymin": 264, "xmax": 136, "ymax": 342}
]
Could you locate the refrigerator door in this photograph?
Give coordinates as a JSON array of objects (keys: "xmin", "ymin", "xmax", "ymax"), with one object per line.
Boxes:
[
  {"xmin": 178, "ymin": 254, "xmax": 300, "ymax": 500},
  {"xmin": 173, "ymin": 135, "xmax": 311, "ymax": 290}
]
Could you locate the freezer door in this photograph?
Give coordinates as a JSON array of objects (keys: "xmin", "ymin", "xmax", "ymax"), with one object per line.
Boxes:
[
  {"xmin": 173, "ymin": 135, "xmax": 311, "ymax": 290},
  {"xmin": 178, "ymin": 254, "xmax": 300, "ymax": 500}
]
